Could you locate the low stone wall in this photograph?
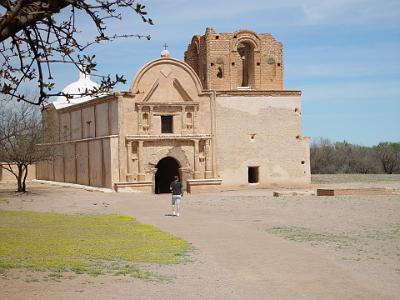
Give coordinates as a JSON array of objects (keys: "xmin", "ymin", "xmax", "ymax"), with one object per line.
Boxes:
[{"xmin": 317, "ymin": 188, "xmax": 393, "ymax": 196}]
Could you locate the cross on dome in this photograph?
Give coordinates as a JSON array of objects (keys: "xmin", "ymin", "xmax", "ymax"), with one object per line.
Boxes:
[{"xmin": 161, "ymin": 43, "xmax": 170, "ymax": 58}]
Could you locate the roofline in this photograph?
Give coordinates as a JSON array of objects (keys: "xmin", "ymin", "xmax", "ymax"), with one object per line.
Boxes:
[{"xmin": 215, "ymin": 90, "xmax": 302, "ymax": 97}]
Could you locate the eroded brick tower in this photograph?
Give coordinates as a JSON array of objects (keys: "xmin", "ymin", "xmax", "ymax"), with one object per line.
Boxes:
[{"xmin": 184, "ymin": 27, "xmax": 284, "ymax": 90}]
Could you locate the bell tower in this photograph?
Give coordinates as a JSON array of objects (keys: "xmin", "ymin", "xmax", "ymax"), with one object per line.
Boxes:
[{"xmin": 184, "ymin": 27, "xmax": 284, "ymax": 91}]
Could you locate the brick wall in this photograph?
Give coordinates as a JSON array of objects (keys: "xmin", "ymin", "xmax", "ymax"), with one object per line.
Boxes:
[{"xmin": 184, "ymin": 28, "xmax": 284, "ymax": 91}]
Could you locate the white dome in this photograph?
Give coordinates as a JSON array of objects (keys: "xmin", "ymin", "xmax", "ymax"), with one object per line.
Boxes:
[
  {"xmin": 52, "ymin": 71, "xmax": 101, "ymax": 109},
  {"xmin": 161, "ymin": 49, "xmax": 170, "ymax": 58}
]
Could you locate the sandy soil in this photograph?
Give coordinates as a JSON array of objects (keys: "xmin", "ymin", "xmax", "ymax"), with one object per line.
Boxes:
[{"xmin": 0, "ymin": 176, "xmax": 399, "ymax": 300}]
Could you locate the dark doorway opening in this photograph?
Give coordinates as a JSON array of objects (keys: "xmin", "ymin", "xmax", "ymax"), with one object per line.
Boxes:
[
  {"xmin": 248, "ymin": 166, "xmax": 259, "ymax": 183},
  {"xmin": 155, "ymin": 157, "xmax": 180, "ymax": 194}
]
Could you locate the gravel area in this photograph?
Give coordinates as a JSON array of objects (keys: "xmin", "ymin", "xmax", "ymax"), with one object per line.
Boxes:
[{"xmin": 0, "ymin": 175, "xmax": 399, "ymax": 299}]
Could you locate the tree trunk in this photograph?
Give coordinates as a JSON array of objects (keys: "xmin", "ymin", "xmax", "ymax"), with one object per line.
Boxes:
[
  {"xmin": 22, "ymin": 164, "xmax": 28, "ymax": 192},
  {"xmin": 15, "ymin": 163, "xmax": 28, "ymax": 192},
  {"xmin": 17, "ymin": 164, "xmax": 23, "ymax": 192}
]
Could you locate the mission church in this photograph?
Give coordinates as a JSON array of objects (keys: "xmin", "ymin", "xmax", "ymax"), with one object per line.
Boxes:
[{"xmin": 37, "ymin": 28, "xmax": 311, "ymax": 193}]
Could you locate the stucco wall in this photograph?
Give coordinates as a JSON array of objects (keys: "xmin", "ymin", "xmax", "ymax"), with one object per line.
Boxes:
[
  {"xmin": 215, "ymin": 95, "xmax": 310, "ymax": 187},
  {"xmin": 36, "ymin": 96, "xmax": 119, "ymax": 189}
]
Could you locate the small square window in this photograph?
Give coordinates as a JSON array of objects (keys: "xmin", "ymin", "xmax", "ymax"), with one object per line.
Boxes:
[
  {"xmin": 161, "ymin": 116, "xmax": 173, "ymax": 133},
  {"xmin": 248, "ymin": 166, "xmax": 259, "ymax": 183}
]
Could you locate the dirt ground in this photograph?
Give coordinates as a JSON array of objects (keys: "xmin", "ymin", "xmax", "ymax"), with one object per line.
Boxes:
[{"xmin": 0, "ymin": 175, "xmax": 399, "ymax": 300}]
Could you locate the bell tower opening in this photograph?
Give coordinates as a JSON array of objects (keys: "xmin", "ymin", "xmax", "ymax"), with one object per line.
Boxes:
[
  {"xmin": 155, "ymin": 157, "xmax": 180, "ymax": 194},
  {"xmin": 237, "ymin": 41, "xmax": 255, "ymax": 88}
]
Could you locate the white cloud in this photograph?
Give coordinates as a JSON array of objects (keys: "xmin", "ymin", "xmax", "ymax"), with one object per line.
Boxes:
[{"xmin": 145, "ymin": 0, "xmax": 400, "ymax": 27}]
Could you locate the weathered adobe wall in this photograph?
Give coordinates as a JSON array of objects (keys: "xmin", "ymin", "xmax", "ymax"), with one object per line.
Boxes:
[
  {"xmin": 185, "ymin": 28, "xmax": 283, "ymax": 91},
  {"xmin": 0, "ymin": 164, "xmax": 36, "ymax": 182},
  {"xmin": 36, "ymin": 97, "xmax": 120, "ymax": 188},
  {"xmin": 214, "ymin": 95, "xmax": 311, "ymax": 188}
]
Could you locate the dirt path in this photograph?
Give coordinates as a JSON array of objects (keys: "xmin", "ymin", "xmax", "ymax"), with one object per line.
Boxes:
[
  {"xmin": 1, "ymin": 182, "xmax": 399, "ymax": 299},
  {"xmin": 113, "ymin": 192, "xmax": 398, "ymax": 300}
]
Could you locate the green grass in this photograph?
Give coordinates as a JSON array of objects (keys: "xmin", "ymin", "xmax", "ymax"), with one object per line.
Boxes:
[
  {"xmin": 362, "ymin": 224, "xmax": 400, "ymax": 241},
  {"xmin": 0, "ymin": 210, "xmax": 191, "ymax": 279},
  {"xmin": 267, "ymin": 226, "xmax": 352, "ymax": 248}
]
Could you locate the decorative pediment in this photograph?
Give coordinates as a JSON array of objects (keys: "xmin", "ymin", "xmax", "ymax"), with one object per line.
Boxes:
[
  {"xmin": 142, "ymin": 79, "xmax": 159, "ymax": 102},
  {"xmin": 141, "ymin": 76, "xmax": 194, "ymax": 103},
  {"xmin": 173, "ymin": 79, "xmax": 193, "ymax": 102},
  {"xmin": 130, "ymin": 58, "xmax": 204, "ymax": 96}
]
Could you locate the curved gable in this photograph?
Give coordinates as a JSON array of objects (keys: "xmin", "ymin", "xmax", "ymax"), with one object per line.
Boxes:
[{"xmin": 130, "ymin": 58, "xmax": 204, "ymax": 103}]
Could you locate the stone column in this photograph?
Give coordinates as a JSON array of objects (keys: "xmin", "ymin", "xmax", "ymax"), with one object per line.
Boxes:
[
  {"xmin": 150, "ymin": 167, "xmax": 158, "ymax": 193},
  {"xmin": 193, "ymin": 139, "xmax": 201, "ymax": 179},
  {"xmin": 149, "ymin": 106, "xmax": 153, "ymax": 134},
  {"xmin": 179, "ymin": 167, "xmax": 191, "ymax": 192},
  {"xmin": 205, "ymin": 139, "xmax": 213, "ymax": 179},
  {"xmin": 126, "ymin": 141, "xmax": 133, "ymax": 181},
  {"xmin": 181, "ymin": 106, "xmax": 185, "ymax": 134},
  {"xmin": 137, "ymin": 140, "xmax": 146, "ymax": 181},
  {"xmin": 137, "ymin": 106, "xmax": 142, "ymax": 133},
  {"xmin": 193, "ymin": 107, "xmax": 199, "ymax": 133}
]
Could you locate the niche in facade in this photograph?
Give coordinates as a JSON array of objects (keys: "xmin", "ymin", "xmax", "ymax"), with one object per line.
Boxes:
[
  {"xmin": 142, "ymin": 112, "xmax": 149, "ymax": 132},
  {"xmin": 216, "ymin": 57, "xmax": 224, "ymax": 79},
  {"xmin": 217, "ymin": 67, "xmax": 223, "ymax": 78},
  {"xmin": 186, "ymin": 112, "xmax": 193, "ymax": 129}
]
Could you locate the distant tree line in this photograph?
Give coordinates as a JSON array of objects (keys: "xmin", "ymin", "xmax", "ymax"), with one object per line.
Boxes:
[{"xmin": 310, "ymin": 138, "xmax": 400, "ymax": 174}]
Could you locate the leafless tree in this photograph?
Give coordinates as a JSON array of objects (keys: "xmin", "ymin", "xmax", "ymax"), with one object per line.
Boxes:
[
  {"xmin": 310, "ymin": 137, "xmax": 400, "ymax": 174},
  {"xmin": 0, "ymin": 0, "xmax": 153, "ymax": 106},
  {"xmin": 310, "ymin": 138, "xmax": 337, "ymax": 173},
  {"xmin": 334, "ymin": 141, "xmax": 381, "ymax": 174},
  {"xmin": 374, "ymin": 142, "xmax": 400, "ymax": 174},
  {"xmin": 0, "ymin": 101, "xmax": 56, "ymax": 192}
]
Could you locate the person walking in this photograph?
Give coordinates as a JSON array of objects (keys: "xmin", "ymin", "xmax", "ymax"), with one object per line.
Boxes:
[{"xmin": 170, "ymin": 175, "xmax": 183, "ymax": 216}]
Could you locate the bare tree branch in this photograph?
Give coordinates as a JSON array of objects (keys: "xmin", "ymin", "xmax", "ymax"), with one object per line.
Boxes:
[{"xmin": 0, "ymin": 0, "xmax": 153, "ymax": 106}]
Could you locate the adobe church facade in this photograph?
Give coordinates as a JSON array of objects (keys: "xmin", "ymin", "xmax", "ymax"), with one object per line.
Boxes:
[{"xmin": 37, "ymin": 28, "xmax": 311, "ymax": 193}]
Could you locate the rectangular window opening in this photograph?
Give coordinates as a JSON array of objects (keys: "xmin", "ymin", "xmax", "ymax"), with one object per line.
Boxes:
[
  {"xmin": 248, "ymin": 166, "xmax": 259, "ymax": 183},
  {"xmin": 86, "ymin": 121, "xmax": 92, "ymax": 138},
  {"xmin": 161, "ymin": 115, "xmax": 173, "ymax": 133}
]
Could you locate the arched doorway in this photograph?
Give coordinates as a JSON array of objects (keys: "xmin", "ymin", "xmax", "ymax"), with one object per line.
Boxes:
[
  {"xmin": 237, "ymin": 41, "xmax": 254, "ymax": 87},
  {"xmin": 155, "ymin": 157, "xmax": 180, "ymax": 194}
]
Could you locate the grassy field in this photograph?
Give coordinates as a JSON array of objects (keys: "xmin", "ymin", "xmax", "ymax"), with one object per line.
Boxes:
[{"xmin": 0, "ymin": 210, "xmax": 191, "ymax": 279}]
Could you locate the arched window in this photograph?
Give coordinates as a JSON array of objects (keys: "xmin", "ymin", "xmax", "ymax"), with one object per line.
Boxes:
[{"xmin": 237, "ymin": 41, "xmax": 255, "ymax": 87}]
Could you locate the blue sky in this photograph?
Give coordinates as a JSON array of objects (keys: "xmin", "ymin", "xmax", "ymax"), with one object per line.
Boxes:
[{"xmin": 51, "ymin": 0, "xmax": 400, "ymax": 146}]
